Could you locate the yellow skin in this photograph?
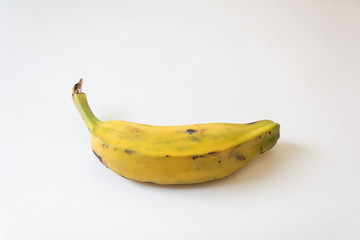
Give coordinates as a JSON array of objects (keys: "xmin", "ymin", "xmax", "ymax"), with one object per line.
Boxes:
[{"xmin": 72, "ymin": 79, "xmax": 280, "ymax": 184}]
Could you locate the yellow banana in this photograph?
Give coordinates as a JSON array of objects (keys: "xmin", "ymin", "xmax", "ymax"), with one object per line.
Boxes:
[{"xmin": 72, "ymin": 79, "xmax": 280, "ymax": 184}]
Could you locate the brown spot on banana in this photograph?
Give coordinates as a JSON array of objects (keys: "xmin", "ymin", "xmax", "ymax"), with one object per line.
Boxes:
[
  {"xmin": 192, "ymin": 155, "xmax": 205, "ymax": 160},
  {"xmin": 92, "ymin": 149, "xmax": 108, "ymax": 168},
  {"xmin": 260, "ymin": 147, "xmax": 264, "ymax": 154},
  {"xmin": 124, "ymin": 149, "xmax": 136, "ymax": 154},
  {"xmin": 131, "ymin": 128, "xmax": 141, "ymax": 133},
  {"xmin": 186, "ymin": 129, "xmax": 197, "ymax": 134},
  {"xmin": 102, "ymin": 143, "xmax": 109, "ymax": 149},
  {"xmin": 235, "ymin": 154, "xmax": 246, "ymax": 161},
  {"xmin": 208, "ymin": 151, "xmax": 218, "ymax": 155}
]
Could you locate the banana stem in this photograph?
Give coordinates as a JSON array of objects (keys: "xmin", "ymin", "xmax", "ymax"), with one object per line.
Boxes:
[{"xmin": 72, "ymin": 79, "xmax": 101, "ymax": 131}]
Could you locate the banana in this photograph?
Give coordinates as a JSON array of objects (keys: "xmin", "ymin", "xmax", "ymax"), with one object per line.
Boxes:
[{"xmin": 72, "ymin": 79, "xmax": 280, "ymax": 184}]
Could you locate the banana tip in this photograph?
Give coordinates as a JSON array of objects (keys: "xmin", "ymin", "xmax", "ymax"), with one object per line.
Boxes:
[{"xmin": 72, "ymin": 79, "xmax": 83, "ymax": 96}]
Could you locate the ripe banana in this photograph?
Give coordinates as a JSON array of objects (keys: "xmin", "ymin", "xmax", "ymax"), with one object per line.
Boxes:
[{"xmin": 72, "ymin": 79, "xmax": 280, "ymax": 184}]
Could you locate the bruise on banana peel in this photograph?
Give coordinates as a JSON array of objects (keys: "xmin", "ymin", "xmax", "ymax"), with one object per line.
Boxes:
[
  {"xmin": 72, "ymin": 79, "xmax": 280, "ymax": 185},
  {"xmin": 92, "ymin": 149, "xmax": 108, "ymax": 168}
]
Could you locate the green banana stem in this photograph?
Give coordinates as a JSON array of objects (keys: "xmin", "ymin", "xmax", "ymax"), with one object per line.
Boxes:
[{"xmin": 72, "ymin": 79, "xmax": 101, "ymax": 131}]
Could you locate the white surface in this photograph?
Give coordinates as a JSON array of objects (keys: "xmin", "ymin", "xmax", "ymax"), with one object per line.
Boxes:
[{"xmin": 1, "ymin": 0, "xmax": 360, "ymax": 239}]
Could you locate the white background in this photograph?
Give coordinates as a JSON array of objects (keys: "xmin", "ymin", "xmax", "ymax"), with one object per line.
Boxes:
[{"xmin": 1, "ymin": 0, "xmax": 360, "ymax": 239}]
